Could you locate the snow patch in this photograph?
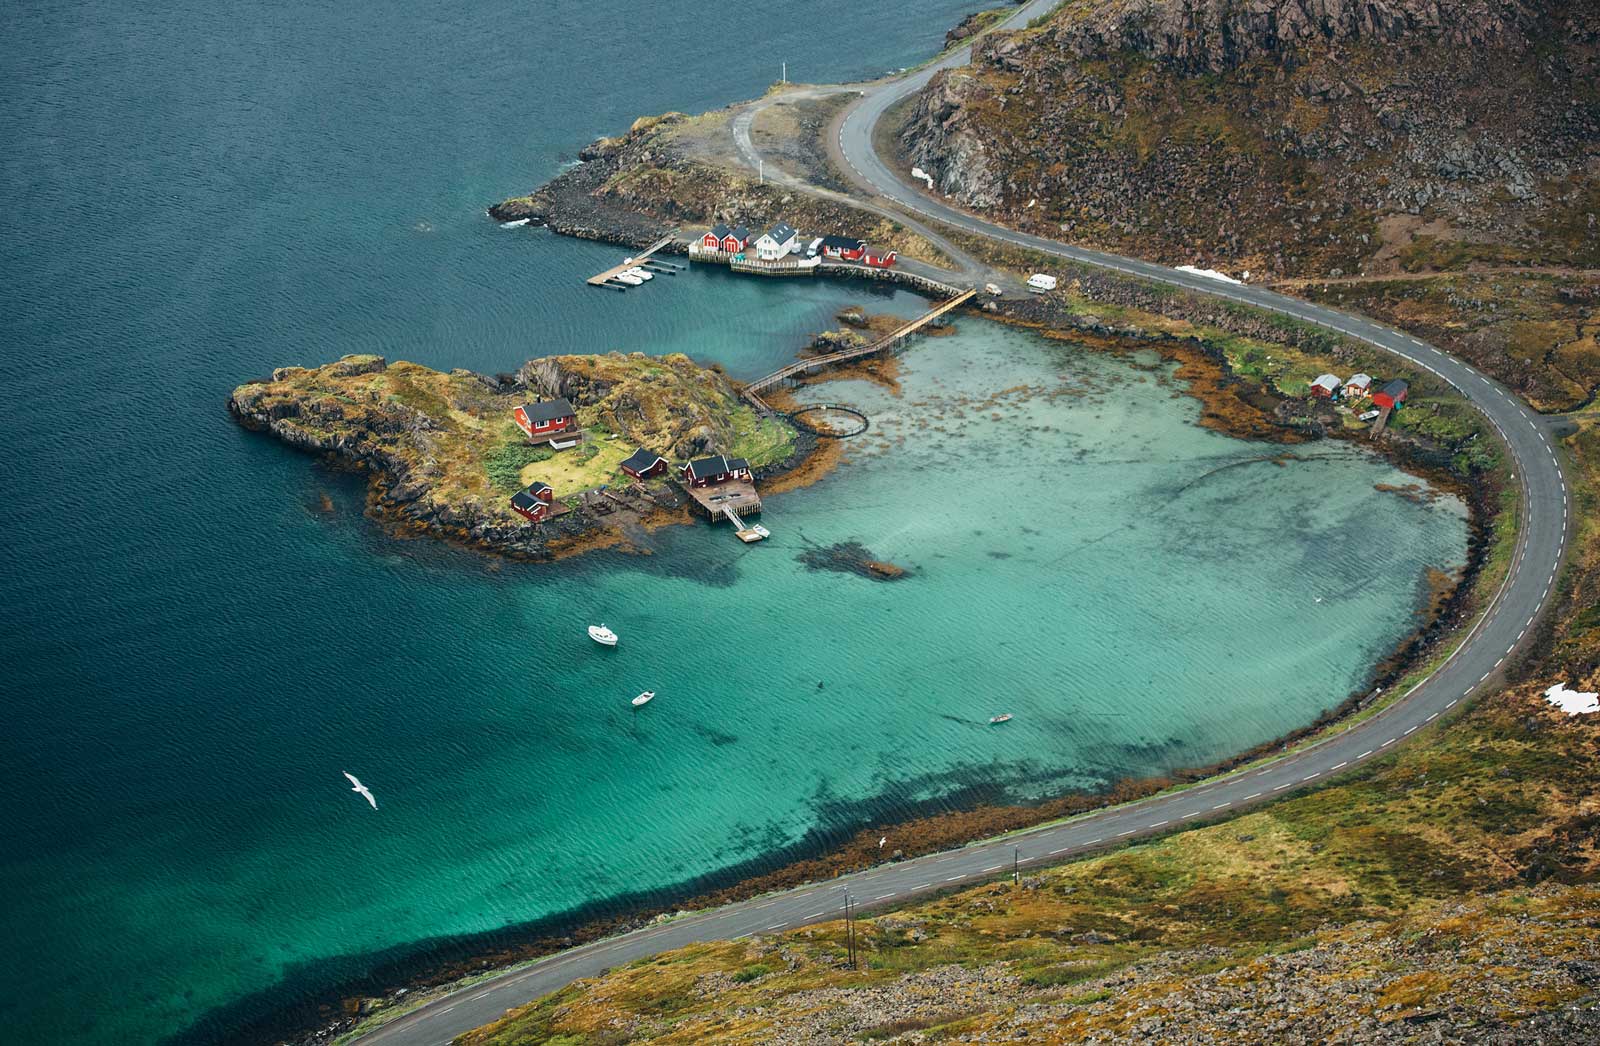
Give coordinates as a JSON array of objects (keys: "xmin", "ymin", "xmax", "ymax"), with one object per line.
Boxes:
[
  {"xmin": 1544, "ymin": 683, "xmax": 1599, "ymax": 716},
  {"xmin": 1176, "ymin": 265, "xmax": 1242, "ymax": 284}
]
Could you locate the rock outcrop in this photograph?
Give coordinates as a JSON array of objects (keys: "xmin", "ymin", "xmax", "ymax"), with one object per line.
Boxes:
[
  {"xmin": 230, "ymin": 352, "xmax": 795, "ymax": 559},
  {"xmin": 900, "ymin": 0, "xmax": 1600, "ymax": 279}
]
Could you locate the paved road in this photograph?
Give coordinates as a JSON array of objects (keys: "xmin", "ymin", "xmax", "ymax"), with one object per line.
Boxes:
[{"xmin": 355, "ymin": 7, "xmax": 1571, "ymax": 1042}]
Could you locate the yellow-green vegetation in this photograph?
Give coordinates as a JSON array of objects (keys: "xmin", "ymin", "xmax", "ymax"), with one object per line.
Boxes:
[
  {"xmin": 461, "ymin": 682, "xmax": 1600, "ymax": 1044},
  {"xmin": 230, "ymin": 351, "xmax": 796, "ymax": 540},
  {"xmin": 1299, "ymin": 273, "xmax": 1600, "ymax": 414}
]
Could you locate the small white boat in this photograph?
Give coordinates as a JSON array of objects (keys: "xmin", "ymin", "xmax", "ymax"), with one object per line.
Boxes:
[
  {"xmin": 499, "ymin": 218, "xmax": 530, "ymax": 229},
  {"xmin": 632, "ymin": 690, "xmax": 656, "ymax": 707},
  {"xmin": 588, "ymin": 624, "xmax": 618, "ymax": 646},
  {"xmin": 613, "ymin": 272, "xmax": 644, "ymax": 286},
  {"xmin": 989, "ymin": 713, "xmax": 1013, "ymax": 724},
  {"xmin": 626, "ymin": 267, "xmax": 654, "ymax": 281}
]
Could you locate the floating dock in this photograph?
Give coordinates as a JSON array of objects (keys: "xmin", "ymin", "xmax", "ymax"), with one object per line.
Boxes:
[{"xmin": 587, "ymin": 236, "xmax": 678, "ymax": 290}]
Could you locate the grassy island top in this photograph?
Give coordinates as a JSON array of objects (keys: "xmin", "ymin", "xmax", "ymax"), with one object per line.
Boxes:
[{"xmin": 231, "ymin": 351, "xmax": 796, "ymax": 520}]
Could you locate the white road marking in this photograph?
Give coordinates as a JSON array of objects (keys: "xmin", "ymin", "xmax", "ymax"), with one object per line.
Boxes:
[
  {"xmin": 1244, "ymin": 792, "xmax": 1262, "ymax": 800},
  {"xmin": 1117, "ymin": 829, "xmax": 1137, "ymax": 837},
  {"xmin": 1331, "ymin": 762, "xmax": 1347, "ymax": 771},
  {"xmin": 1273, "ymin": 782, "xmax": 1293, "ymax": 791},
  {"xmin": 1213, "ymin": 803, "xmax": 1231, "ymax": 810}
]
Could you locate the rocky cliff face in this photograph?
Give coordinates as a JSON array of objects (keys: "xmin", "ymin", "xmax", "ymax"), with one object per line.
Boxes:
[{"xmin": 902, "ymin": 0, "xmax": 1599, "ymax": 279}]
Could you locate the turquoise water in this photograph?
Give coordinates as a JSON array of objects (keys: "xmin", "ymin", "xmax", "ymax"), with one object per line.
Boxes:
[{"xmin": 1, "ymin": 2, "xmax": 1466, "ymax": 1044}]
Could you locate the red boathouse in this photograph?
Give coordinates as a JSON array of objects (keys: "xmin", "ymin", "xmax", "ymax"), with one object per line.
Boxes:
[
  {"xmin": 680, "ymin": 454, "xmax": 751, "ymax": 488},
  {"xmin": 1372, "ymin": 380, "xmax": 1409, "ymax": 411},
  {"xmin": 700, "ymin": 223, "xmax": 750, "ymax": 253},
  {"xmin": 513, "ymin": 398, "xmax": 577, "ymax": 441},
  {"xmin": 620, "ymin": 448, "xmax": 668, "ymax": 480},
  {"xmin": 862, "ymin": 247, "xmax": 898, "ymax": 268},
  {"xmin": 510, "ymin": 481, "xmax": 554, "ymax": 522}
]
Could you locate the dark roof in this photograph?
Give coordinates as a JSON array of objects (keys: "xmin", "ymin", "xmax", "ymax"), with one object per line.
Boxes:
[
  {"xmin": 1380, "ymin": 379, "xmax": 1409, "ymax": 397},
  {"xmin": 818, "ymin": 235, "xmax": 865, "ymax": 250},
  {"xmin": 729, "ymin": 224, "xmax": 749, "ymax": 240},
  {"xmin": 685, "ymin": 454, "xmax": 749, "ymax": 480},
  {"xmin": 709, "ymin": 223, "xmax": 731, "ymax": 239},
  {"xmin": 621, "ymin": 448, "xmax": 666, "ymax": 473},
  {"xmin": 525, "ymin": 481, "xmax": 552, "ymax": 496},
  {"xmin": 519, "ymin": 398, "xmax": 575, "ymax": 424},
  {"xmin": 510, "ymin": 488, "xmax": 549, "ymax": 513},
  {"xmin": 760, "ymin": 222, "xmax": 797, "ymax": 244}
]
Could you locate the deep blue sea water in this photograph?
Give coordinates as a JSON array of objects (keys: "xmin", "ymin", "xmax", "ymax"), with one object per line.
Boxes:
[{"xmin": 2, "ymin": 2, "xmax": 1467, "ymax": 1043}]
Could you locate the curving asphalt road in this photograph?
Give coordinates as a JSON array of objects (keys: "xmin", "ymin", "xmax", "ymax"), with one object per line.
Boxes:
[{"xmin": 354, "ymin": 8, "xmax": 1571, "ymax": 1044}]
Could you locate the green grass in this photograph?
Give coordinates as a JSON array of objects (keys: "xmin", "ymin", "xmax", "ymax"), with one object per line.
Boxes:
[{"xmin": 484, "ymin": 441, "xmax": 555, "ymax": 494}]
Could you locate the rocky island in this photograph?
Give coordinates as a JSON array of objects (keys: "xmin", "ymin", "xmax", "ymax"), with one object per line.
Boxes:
[{"xmin": 229, "ymin": 352, "xmax": 799, "ymax": 559}]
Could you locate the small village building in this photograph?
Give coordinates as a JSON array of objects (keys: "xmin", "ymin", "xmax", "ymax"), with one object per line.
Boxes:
[
  {"xmin": 510, "ymin": 481, "xmax": 554, "ymax": 522},
  {"xmin": 1373, "ymin": 379, "xmax": 1409, "ymax": 410},
  {"xmin": 700, "ymin": 223, "xmax": 750, "ymax": 253},
  {"xmin": 1344, "ymin": 373, "xmax": 1373, "ymax": 399},
  {"xmin": 862, "ymin": 247, "xmax": 898, "ymax": 268},
  {"xmin": 808, "ymin": 234, "xmax": 866, "ymax": 260},
  {"xmin": 620, "ymin": 448, "xmax": 668, "ymax": 480},
  {"xmin": 513, "ymin": 398, "xmax": 577, "ymax": 441},
  {"xmin": 1310, "ymin": 374, "xmax": 1341, "ymax": 399},
  {"xmin": 680, "ymin": 454, "xmax": 752, "ymax": 488},
  {"xmin": 752, "ymin": 222, "xmax": 799, "ymax": 261}
]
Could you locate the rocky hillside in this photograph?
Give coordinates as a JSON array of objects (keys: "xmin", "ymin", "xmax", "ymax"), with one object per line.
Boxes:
[
  {"xmin": 900, "ymin": 0, "xmax": 1600, "ymax": 280},
  {"xmin": 229, "ymin": 352, "xmax": 793, "ymax": 558}
]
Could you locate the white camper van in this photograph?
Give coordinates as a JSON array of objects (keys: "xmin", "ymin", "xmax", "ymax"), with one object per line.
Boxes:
[{"xmin": 1026, "ymin": 273, "xmax": 1057, "ymax": 293}]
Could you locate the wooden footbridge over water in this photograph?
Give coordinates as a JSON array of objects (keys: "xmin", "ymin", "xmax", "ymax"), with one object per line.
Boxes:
[{"xmin": 742, "ymin": 289, "xmax": 976, "ymax": 410}]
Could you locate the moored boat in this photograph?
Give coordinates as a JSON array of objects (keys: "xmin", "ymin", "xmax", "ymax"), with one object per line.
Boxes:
[
  {"xmin": 632, "ymin": 690, "xmax": 655, "ymax": 707},
  {"xmin": 989, "ymin": 713, "xmax": 1012, "ymax": 724},
  {"xmin": 588, "ymin": 624, "xmax": 618, "ymax": 646}
]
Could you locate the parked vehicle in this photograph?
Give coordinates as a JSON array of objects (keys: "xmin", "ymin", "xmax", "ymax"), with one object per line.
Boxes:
[{"xmin": 1026, "ymin": 273, "xmax": 1057, "ymax": 293}]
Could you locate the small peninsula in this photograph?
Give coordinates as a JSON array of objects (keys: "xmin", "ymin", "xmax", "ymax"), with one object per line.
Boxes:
[{"xmin": 229, "ymin": 352, "xmax": 799, "ymax": 558}]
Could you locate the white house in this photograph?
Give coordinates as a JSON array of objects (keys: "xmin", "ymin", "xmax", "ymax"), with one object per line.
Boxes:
[{"xmin": 752, "ymin": 222, "xmax": 798, "ymax": 261}]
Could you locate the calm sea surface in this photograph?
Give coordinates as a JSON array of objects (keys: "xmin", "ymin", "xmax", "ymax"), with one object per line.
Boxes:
[{"xmin": 1, "ymin": 2, "xmax": 1467, "ymax": 1043}]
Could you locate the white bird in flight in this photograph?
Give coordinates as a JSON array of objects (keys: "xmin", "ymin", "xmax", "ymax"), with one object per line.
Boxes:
[{"xmin": 343, "ymin": 771, "xmax": 377, "ymax": 810}]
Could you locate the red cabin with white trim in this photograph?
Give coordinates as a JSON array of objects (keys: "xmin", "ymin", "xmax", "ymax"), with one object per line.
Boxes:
[
  {"xmin": 511, "ymin": 482, "xmax": 554, "ymax": 522},
  {"xmin": 513, "ymin": 398, "xmax": 577, "ymax": 440},
  {"xmin": 862, "ymin": 248, "xmax": 897, "ymax": 268},
  {"xmin": 680, "ymin": 454, "xmax": 751, "ymax": 488}
]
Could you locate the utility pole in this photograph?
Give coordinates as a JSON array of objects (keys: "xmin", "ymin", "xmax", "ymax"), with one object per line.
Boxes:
[
  {"xmin": 1013, "ymin": 845, "xmax": 1020, "ymax": 885},
  {"xmin": 782, "ymin": 61, "xmax": 787, "ymax": 85},
  {"xmin": 759, "ymin": 159, "xmax": 764, "ymax": 186}
]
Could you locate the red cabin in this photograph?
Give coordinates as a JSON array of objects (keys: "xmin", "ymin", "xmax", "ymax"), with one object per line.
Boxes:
[
  {"xmin": 680, "ymin": 454, "xmax": 751, "ymax": 488},
  {"xmin": 510, "ymin": 482, "xmax": 554, "ymax": 522},
  {"xmin": 1372, "ymin": 380, "xmax": 1409, "ymax": 411},
  {"xmin": 620, "ymin": 447, "xmax": 668, "ymax": 480},
  {"xmin": 813, "ymin": 235, "xmax": 866, "ymax": 260},
  {"xmin": 862, "ymin": 248, "xmax": 897, "ymax": 268},
  {"xmin": 513, "ymin": 398, "xmax": 576, "ymax": 440},
  {"xmin": 700, "ymin": 223, "xmax": 749, "ymax": 253}
]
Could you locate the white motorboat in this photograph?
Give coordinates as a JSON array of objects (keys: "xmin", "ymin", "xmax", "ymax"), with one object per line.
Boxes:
[
  {"xmin": 588, "ymin": 624, "xmax": 618, "ymax": 646},
  {"xmin": 632, "ymin": 690, "xmax": 656, "ymax": 707},
  {"xmin": 626, "ymin": 267, "xmax": 654, "ymax": 280},
  {"xmin": 614, "ymin": 272, "xmax": 644, "ymax": 286},
  {"xmin": 989, "ymin": 713, "xmax": 1013, "ymax": 724}
]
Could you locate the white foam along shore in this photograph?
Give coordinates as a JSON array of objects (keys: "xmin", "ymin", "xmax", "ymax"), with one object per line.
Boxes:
[{"xmin": 1544, "ymin": 682, "xmax": 1600, "ymax": 715}]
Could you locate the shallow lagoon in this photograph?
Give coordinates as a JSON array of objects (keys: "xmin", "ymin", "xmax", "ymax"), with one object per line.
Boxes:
[{"xmin": 0, "ymin": 0, "xmax": 1467, "ymax": 1042}]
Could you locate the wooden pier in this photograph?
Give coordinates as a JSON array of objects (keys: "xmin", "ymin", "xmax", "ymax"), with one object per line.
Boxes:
[
  {"xmin": 682, "ymin": 479, "xmax": 762, "ymax": 520},
  {"xmin": 741, "ymin": 289, "xmax": 976, "ymax": 409},
  {"xmin": 586, "ymin": 236, "xmax": 678, "ymax": 289}
]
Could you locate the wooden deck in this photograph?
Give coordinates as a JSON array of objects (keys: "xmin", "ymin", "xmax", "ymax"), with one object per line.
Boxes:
[
  {"xmin": 586, "ymin": 236, "xmax": 677, "ymax": 288},
  {"xmin": 682, "ymin": 479, "xmax": 762, "ymax": 520},
  {"xmin": 742, "ymin": 289, "xmax": 976, "ymax": 409}
]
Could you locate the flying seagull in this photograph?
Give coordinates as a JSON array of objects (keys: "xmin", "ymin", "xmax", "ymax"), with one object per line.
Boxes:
[{"xmin": 343, "ymin": 771, "xmax": 377, "ymax": 809}]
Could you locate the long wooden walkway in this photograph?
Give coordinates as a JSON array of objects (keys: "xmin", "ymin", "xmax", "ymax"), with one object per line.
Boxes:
[
  {"xmin": 743, "ymin": 288, "xmax": 975, "ymax": 407},
  {"xmin": 586, "ymin": 236, "xmax": 677, "ymax": 287}
]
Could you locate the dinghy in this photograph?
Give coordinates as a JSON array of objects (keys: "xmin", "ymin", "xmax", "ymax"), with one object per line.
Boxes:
[
  {"xmin": 988, "ymin": 713, "xmax": 1013, "ymax": 724},
  {"xmin": 632, "ymin": 690, "xmax": 656, "ymax": 707}
]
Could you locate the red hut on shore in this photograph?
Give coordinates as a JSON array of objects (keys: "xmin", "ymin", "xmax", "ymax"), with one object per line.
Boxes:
[
  {"xmin": 700, "ymin": 224, "xmax": 750, "ymax": 253},
  {"xmin": 680, "ymin": 454, "xmax": 751, "ymax": 488},
  {"xmin": 862, "ymin": 247, "xmax": 898, "ymax": 269},
  {"xmin": 1372, "ymin": 380, "xmax": 1409, "ymax": 410},
  {"xmin": 511, "ymin": 481, "xmax": 554, "ymax": 522},
  {"xmin": 513, "ymin": 399, "xmax": 577, "ymax": 442},
  {"xmin": 620, "ymin": 448, "xmax": 668, "ymax": 480}
]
